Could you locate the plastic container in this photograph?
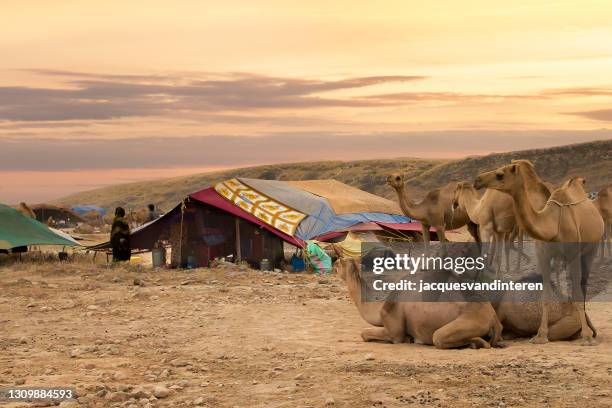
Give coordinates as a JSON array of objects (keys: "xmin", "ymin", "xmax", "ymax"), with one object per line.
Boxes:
[
  {"xmin": 260, "ymin": 258, "xmax": 271, "ymax": 271},
  {"xmin": 152, "ymin": 248, "xmax": 165, "ymax": 268}
]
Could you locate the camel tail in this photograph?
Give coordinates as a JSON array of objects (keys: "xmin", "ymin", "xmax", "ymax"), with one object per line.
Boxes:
[{"xmin": 586, "ymin": 312, "xmax": 597, "ymax": 338}]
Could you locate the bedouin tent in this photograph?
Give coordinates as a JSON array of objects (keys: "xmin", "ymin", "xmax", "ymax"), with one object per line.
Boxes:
[
  {"xmin": 88, "ymin": 178, "xmax": 430, "ymax": 268},
  {"xmin": 0, "ymin": 204, "xmax": 80, "ymax": 250},
  {"xmin": 109, "ymin": 178, "xmax": 428, "ymax": 248}
]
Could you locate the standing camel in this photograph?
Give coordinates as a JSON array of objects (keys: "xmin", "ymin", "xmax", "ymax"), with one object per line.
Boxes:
[
  {"xmin": 593, "ymin": 186, "xmax": 611, "ymax": 260},
  {"xmin": 386, "ymin": 174, "xmax": 478, "ymax": 244},
  {"xmin": 475, "ymin": 162, "xmax": 604, "ymax": 345},
  {"xmin": 453, "ymin": 182, "xmax": 525, "ymax": 275}
]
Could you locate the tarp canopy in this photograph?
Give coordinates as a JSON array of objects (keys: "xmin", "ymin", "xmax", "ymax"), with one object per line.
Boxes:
[
  {"xmin": 287, "ymin": 179, "xmax": 402, "ymax": 215},
  {"xmin": 224, "ymin": 178, "xmax": 410, "ymax": 240},
  {"xmin": 71, "ymin": 205, "xmax": 107, "ymax": 216},
  {"xmin": 0, "ymin": 204, "xmax": 81, "ymax": 250}
]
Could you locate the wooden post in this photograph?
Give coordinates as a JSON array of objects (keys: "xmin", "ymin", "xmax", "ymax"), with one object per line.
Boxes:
[{"xmin": 235, "ymin": 217, "xmax": 241, "ymax": 262}]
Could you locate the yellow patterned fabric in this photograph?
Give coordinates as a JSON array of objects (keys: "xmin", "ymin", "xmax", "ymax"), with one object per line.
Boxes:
[{"xmin": 214, "ymin": 179, "xmax": 306, "ymax": 236}]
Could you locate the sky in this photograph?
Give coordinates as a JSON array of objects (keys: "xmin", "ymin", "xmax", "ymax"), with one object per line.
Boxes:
[{"xmin": 1, "ymin": 0, "xmax": 612, "ymax": 203}]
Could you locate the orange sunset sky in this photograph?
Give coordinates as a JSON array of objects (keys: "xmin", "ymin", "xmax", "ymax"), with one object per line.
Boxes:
[{"xmin": 1, "ymin": 0, "xmax": 612, "ymax": 203}]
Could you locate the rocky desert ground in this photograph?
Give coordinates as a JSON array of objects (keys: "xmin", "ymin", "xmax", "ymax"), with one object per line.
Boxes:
[{"xmin": 1, "ymin": 259, "xmax": 611, "ymax": 408}]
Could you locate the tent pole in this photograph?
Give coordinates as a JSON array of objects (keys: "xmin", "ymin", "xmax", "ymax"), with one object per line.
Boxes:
[{"xmin": 235, "ymin": 217, "xmax": 241, "ymax": 262}]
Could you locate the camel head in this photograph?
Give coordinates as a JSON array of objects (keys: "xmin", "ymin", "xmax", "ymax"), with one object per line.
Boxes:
[
  {"xmin": 332, "ymin": 257, "xmax": 361, "ymax": 283},
  {"xmin": 474, "ymin": 160, "xmax": 536, "ymax": 192},
  {"xmin": 565, "ymin": 176, "xmax": 587, "ymax": 190},
  {"xmin": 386, "ymin": 173, "xmax": 405, "ymax": 190}
]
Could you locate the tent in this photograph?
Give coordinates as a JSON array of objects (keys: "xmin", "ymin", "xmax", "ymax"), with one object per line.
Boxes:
[
  {"xmin": 28, "ymin": 204, "xmax": 84, "ymax": 226},
  {"xmin": 0, "ymin": 204, "xmax": 81, "ymax": 250},
  {"xmin": 91, "ymin": 178, "xmax": 428, "ymax": 268}
]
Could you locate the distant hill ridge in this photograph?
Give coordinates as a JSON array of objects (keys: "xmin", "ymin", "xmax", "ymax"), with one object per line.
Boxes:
[{"xmin": 54, "ymin": 139, "xmax": 611, "ymax": 212}]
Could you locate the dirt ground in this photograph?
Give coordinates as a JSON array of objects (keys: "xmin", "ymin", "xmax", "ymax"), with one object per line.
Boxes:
[{"xmin": 1, "ymin": 260, "xmax": 611, "ymax": 408}]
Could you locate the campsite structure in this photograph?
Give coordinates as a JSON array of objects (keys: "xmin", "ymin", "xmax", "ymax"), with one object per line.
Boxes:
[
  {"xmin": 104, "ymin": 178, "xmax": 426, "ymax": 269},
  {"xmin": 0, "ymin": 204, "xmax": 80, "ymax": 252},
  {"xmin": 27, "ymin": 204, "xmax": 85, "ymax": 227}
]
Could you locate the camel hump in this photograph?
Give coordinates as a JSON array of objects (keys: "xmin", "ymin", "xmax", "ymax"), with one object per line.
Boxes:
[{"xmin": 550, "ymin": 177, "xmax": 588, "ymax": 205}]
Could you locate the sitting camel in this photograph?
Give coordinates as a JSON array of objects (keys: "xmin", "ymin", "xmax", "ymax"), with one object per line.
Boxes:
[
  {"xmin": 495, "ymin": 276, "xmax": 597, "ymax": 341},
  {"xmin": 453, "ymin": 182, "xmax": 526, "ymax": 274},
  {"xmin": 333, "ymin": 257, "xmax": 502, "ymax": 349},
  {"xmin": 593, "ymin": 186, "xmax": 611, "ymax": 260},
  {"xmin": 475, "ymin": 162, "xmax": 604, "ymax": 345},
  {"xmin": 386, "ymin": 174, "xmax": 478, "ymax": 244}
]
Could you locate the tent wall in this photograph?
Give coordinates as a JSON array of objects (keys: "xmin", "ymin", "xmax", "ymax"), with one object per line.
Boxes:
[{"xmin": 129, "ymin": 201, "xmax": 286, "ymax": 268}]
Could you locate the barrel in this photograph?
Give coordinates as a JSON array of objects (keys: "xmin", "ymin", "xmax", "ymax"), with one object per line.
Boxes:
[
  {"xmin": 152, "ymin": 248, "xmax": 165, "ymax": 268},
  {"xmin": 260, "ymin": 258, "xmax": 271, "ymax": 271}
]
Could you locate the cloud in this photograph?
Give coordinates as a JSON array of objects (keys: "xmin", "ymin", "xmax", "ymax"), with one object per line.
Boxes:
[
  {"xmin": 543, "ymin": 87, "xmax": 612, "ymax": 97},
  {"xmin": 567, "ymin": 109, "xmax": 612, "ymax": 121},
  {"xmin": 0, "ymin": 131, "xmax": 608, "ymax": 172},
  {"xmin": 0, "ymin": 71, "xmax": 424, "ymax": 122},
  {"xmin": 364, "ymin": 91, "xmax": 548, "ymax": 102}
]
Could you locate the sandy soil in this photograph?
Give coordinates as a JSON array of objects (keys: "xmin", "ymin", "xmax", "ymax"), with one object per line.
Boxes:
[{"xmin": 1, "ymin": 261, "xmax": 611, "ymax": 408}]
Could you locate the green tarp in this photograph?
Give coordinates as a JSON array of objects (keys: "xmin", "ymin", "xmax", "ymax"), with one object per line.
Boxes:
[{"xmin": 0, "ymin": 204, "xmax": 80, "ymax": 250}]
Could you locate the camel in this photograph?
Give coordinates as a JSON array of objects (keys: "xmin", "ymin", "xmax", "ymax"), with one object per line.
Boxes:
[
  {"xmin": 333, "ymin": 257, "xmax": 503, "ymax": 349},
  {"xmin": 386, "ymin": 174, "xmax": 479, "ymax": 244},
  {"xmin": 453, "ymin": 182, "xmax": 526, "ymax": 274},
  {"xmin": 16, "ymin": 202, "xmax": 36, "ymax": 219},
  {"xmin": 496, "ymin": 300, "xmax": 597, "ymax": 341},
  {"xmin": 126, "ymin": 208, "xmax": 155, "ymax": 227},
  {"xmin": 475, "ymin": 161, "xmax": 604, "ymax": 345},
  {"xmin": 593, "ymin": 186, "xmax": 612, "ymax": 259}
]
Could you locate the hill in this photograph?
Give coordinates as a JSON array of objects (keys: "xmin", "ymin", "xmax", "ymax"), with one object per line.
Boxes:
[
  {"xmin": 54, "ymin": 158, "xmax": 445, "ymax": 211},
  {"xmin": 55, "ymin": 139, "xmax": 611, "ymax": 211}
]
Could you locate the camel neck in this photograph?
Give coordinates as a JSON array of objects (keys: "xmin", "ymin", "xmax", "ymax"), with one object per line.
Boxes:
[
  {"xmin": 345, "ymin": 275, "xmax": 383, "ymax": 326},
  {"xmin": 460, "ymin": 187, "xmax": 485, "ymax": 224},
  {"xmin": 511, "ymin": 179, "xmax": 558, "ymax": 241},
  {"xmin": 395, "ymin": 186, "xmax": 427, "ymax": 221}
]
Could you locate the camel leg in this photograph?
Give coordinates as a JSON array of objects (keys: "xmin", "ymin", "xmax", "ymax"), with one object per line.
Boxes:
[
  {"xmin": 531, "ymin": 246, "xmax": 551, "ymax": 344},
  {"xmin": 494, "ymin": 232, "xmax": 503, "ymax": 278},
  {"xmin": 421, "ymin": 223, "xmax": 431, "ymax": 247},
  {"xmin": 435, "ymin": 227, "xmax": 448, "ymax": 242},
  {"xmin": 361, "ymin": 327, "xmax": 393, "ymax": 343},
  {"xmin": 573, "ymin": 249, "xmax": 597, "ymax": 345},
  {"xmin": 547, "ymin": 314, "xmax": 581, "ymax": 341},
  {"xmin": 503, "ymin": 233, "xmax": 511, "ymax": 274},
  {"xmin": 379, "ymin": 306, "xmax": 407, "ymax": 344},
  {"xmin": 599, "ymin": 222, "xmax": 607, "ymax": 261},
  {"xmin": 605, "ymin": 220, "xmax": 611, "ymax": 258},
  {"xmin": 478, "ymin": 226, "xmax": 494, "ymax": 275},
  {"xmin": 515, "ymin": 229, "xmax": 524, "ymax": 272},
  {"xmin": 608, "ymin": 221, "xmax": 612, "ymax": 257},
  {"xmin": 432, "ymin": 314, "xmax": 492, "ymax": 350}
]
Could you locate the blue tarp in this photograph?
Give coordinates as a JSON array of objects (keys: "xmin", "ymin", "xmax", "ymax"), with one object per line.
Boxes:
[
  {"xmin": 71, "ymin": 205, "xmax": 107, "ymax": 216},
  {"xmin": 239, "ymin": 178, "xmax": 410, "ymax": 240}
]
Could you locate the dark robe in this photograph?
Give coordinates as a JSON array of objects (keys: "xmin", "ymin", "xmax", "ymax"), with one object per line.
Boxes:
[{"xmin": 110, "ymin": 216, "xmax": 131, "ymax": 261}]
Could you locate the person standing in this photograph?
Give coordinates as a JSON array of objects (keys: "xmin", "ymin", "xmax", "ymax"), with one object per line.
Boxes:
[
  {"xmin": 111, "ymin": 207, "xmax": 131, "ymax": 262},
  {"xmin": 147, "ymin": 203, "xmax": 160, "ymax": 222}
]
